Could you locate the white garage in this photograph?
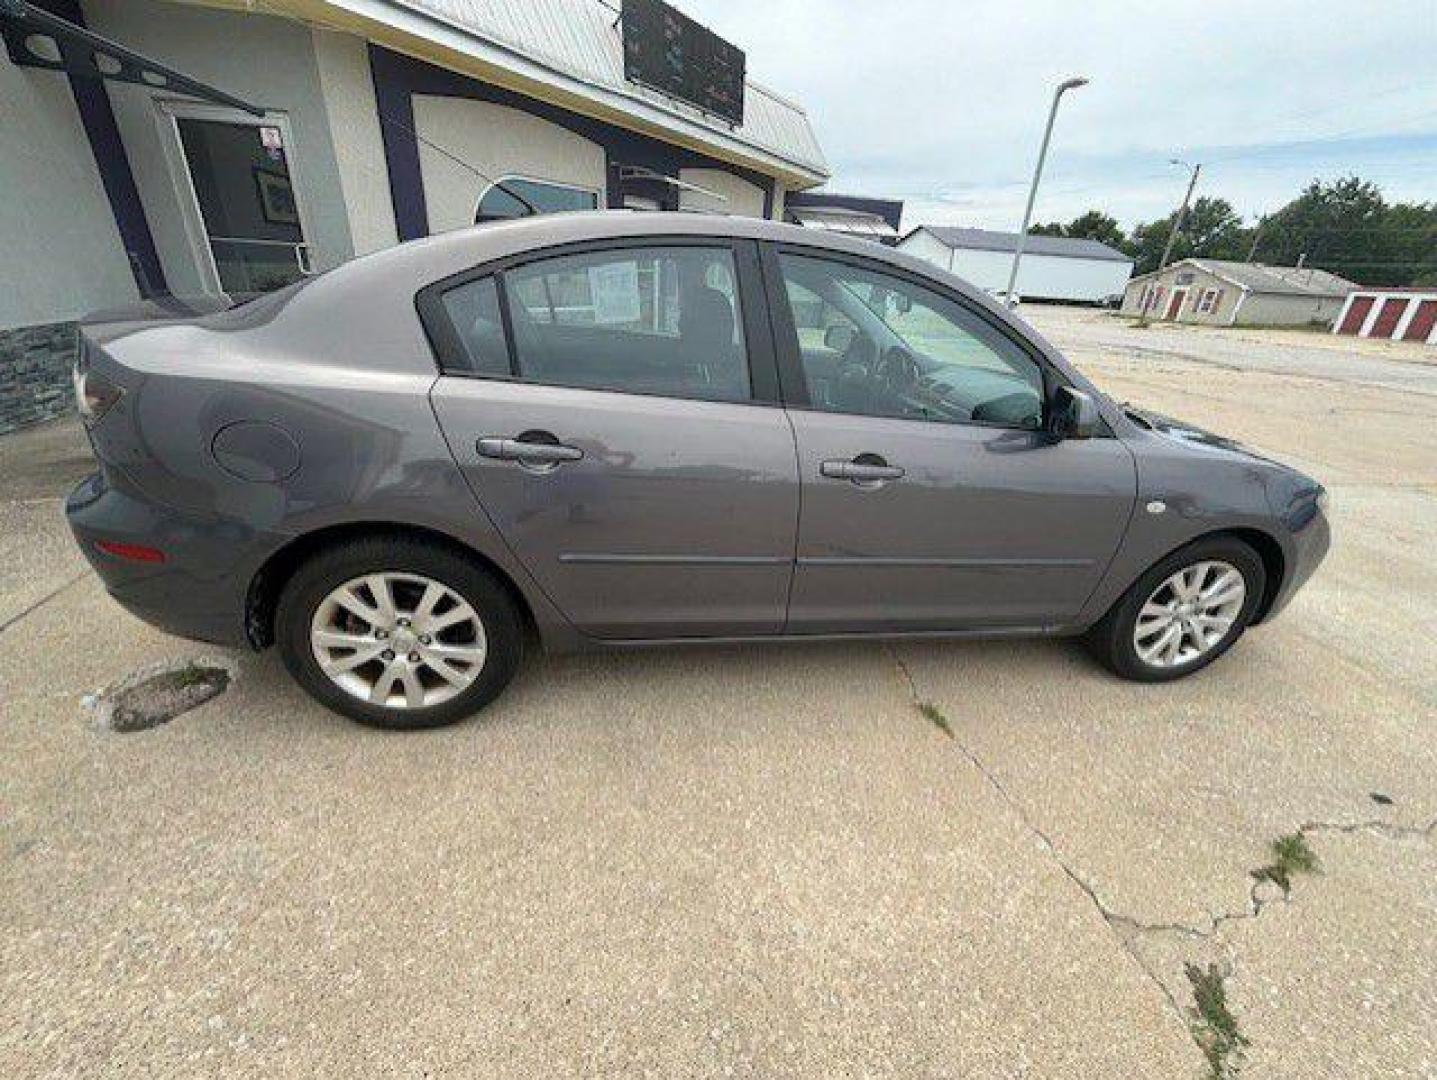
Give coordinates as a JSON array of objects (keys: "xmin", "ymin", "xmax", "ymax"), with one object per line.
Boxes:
[{"xmin": 898, "ymin": 226, "xmax": 1134, "ymax": 304}]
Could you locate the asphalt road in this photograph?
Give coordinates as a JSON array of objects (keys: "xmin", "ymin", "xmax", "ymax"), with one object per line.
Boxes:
[{"xmin": 2, "ymin": 307, "xmax": 1433, "ymax": 1077}]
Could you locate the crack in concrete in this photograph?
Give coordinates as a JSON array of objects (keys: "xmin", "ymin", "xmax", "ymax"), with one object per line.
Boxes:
[
  {"xmin": 0, "ymin": 571, "xmax": 89, "ymax": 637},
  {"xmin": 886, "ymin": 649, "xmax": 1193, "ymax": 1023},
  {"xmin": 1177, "ymin": 817, "xmax": 1437, "ymax": 940},
  {"xmin": 888, "ymin": 647, "xmax": 1437, "ymax": 1044}
]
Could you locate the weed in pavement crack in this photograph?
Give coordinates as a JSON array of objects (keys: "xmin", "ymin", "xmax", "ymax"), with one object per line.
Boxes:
[
  {"xmin": 1186, "ymin": 962, "xmax": 1249, "ymax": 1079},
  {"xmin": 887, "ymin": 647, "xmax": 1437, "ymax": 1073}
]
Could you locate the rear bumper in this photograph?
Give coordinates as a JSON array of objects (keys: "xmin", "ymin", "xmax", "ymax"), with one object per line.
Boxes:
[{"xmin": 66, "ymin": 471, "xmax": 266, "ymax": 648}]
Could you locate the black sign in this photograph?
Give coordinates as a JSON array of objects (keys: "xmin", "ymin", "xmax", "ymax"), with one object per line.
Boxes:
[{"xmin": 622, "ymin": 0, "xmax": 745, "ymax": 125}]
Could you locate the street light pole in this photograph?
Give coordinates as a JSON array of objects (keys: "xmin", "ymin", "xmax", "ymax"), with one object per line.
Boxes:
[
  {"xmin": 1004, "ymin": 76, "xmax": 1088, "ymax": 304},
  {"xmin": 1139, "ymin": 159, "xmax": 1201, "ymax": 324}
]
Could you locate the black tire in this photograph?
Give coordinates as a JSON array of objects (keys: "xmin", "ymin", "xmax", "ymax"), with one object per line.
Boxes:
[
  {"xmin": 1086, "ymin": 536, "xmax": 1266, "ymax": 682},
  {"xmin": 275, "ymin": 536, "xmax": 522, "ymax": 730}
]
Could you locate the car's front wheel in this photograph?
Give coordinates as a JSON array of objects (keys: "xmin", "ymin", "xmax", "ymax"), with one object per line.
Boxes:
[
  {"xmin": 275, "ymin": 537, "xmax": 522, "ymax": 729},
  {"xmin": 1087, "ymin": 536, "xmax": 1266, "ymax": 681}
]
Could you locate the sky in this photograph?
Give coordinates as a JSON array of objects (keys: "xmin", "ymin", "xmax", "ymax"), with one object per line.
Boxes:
[{"xmin": 678, "ymin": 0, "xmax": 1437, "ymax": 234}]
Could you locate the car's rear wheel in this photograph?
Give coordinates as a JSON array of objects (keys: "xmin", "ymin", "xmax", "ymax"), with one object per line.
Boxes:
[
  {"xmin": 1087, "ymin": 536, "xmax": 1266, "ymax": 682},
  {"xmin": 275, "ymin": 537, "xmax": 522, "ymax": 729}
]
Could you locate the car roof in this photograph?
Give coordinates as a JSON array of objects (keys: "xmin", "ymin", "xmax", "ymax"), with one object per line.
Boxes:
[
  {"xmin": 329, "ymin": 210, "xmax": 1024, "ymax": 336},
  {"xmin": 358, "ymin": 210, "xmax": 929, "ymax": 284}
]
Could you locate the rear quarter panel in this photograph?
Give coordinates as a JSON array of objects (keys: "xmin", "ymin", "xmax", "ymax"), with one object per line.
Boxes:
[{"xmin": 82, "ymin": 274, "xmax": 583, "ymax": 651}]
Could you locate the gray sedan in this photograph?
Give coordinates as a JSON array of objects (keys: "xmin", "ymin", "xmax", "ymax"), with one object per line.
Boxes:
[{"xmin": 66, "ymin": 213, "xmax": 1329, "ymax": 729}]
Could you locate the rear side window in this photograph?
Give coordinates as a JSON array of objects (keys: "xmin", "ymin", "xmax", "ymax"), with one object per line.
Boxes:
[
  {"xmin": 437, "ymin": 276, "xmax": 509, "ymax": 376},
  {"xmin": 500, "ymin": 246, "xmax": 751, "ymax": 402}
]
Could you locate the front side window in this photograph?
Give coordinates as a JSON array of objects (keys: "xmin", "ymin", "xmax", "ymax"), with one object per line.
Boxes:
[
  {"xmin": 776, "ymin": 253, "xmax": 1046, "ymax": 429},
  {"xmin": 475, "ymin": 178, "xmax": 599, "ymax": 223},
  {"xmin": 500, "ymin": 246, "xmax": 750, "ymax": 401}
]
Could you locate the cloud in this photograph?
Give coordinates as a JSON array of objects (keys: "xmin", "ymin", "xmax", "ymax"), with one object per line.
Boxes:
[{"xmin": 680, "ymin": 0, "xmax": 1437, "ymax": 228}]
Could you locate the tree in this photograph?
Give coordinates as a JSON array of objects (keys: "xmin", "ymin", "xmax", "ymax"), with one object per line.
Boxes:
[
  {"xmin": 1063, "ymin": 210, "xmax": 1127, "ymax": 250},
  {"xmin": 1252, "ymin": 177, "xmax": 1436, "ymax": 287},
  {"xmin": 1015, "ymin": 177, "xmax": 1436, "ymax": 285},
  {"xmin": 1380, "ymin": 202, "xmax": 1437, "ymax": 288},
  {"xmin": 1127, "ymin": 197, "xmax": 1248, "ymax": 275},
  {"xmin": 1024, "ymin": 211, "xmax": 1128, "ymax": 248}
]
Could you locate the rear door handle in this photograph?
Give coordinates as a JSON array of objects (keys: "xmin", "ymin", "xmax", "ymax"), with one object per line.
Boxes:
[
  {"xmin": 820, "ymin": 457, "xmax": 905, "ymax": 483},
  {"xmin": 477, "ymin": 436, "xmax": 584, "ymax": 465}
]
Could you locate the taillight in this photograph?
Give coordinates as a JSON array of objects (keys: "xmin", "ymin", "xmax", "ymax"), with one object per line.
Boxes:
[
  {"xmin": 73, "ymin": 366, "xmax": 123, "ymax": 424},
  {"xmin": 94, "ymin": 540, "xmax": 166, "ymax": 563}
]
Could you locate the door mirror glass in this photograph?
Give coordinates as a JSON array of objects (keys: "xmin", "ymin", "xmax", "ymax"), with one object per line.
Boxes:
[
  {"xmin": 1050, "ymin": 386, "xmax": 1100, "ymax": 439},
  {"xmin": 823, "ymin": 324, "xmax": 855, "ymax": 353}
]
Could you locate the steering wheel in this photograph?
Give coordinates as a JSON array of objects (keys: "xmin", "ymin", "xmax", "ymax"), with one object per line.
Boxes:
[{"xmin": 875, "ymin": 345, "xmax": 919, "ymax": 392}]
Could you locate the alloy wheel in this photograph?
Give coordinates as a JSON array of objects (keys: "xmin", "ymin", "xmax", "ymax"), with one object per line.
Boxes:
[
  {"xmin": 310, "ymin": 572, "xmax": 488, "ymax": 709},
  {"xmin": 1132, "ymin": 560, "xmax": 1247, "ymax": 669}
]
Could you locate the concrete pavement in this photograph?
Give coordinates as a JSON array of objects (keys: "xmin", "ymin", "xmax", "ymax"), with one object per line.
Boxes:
[{"xmin": 2, "ymin": 307, "xmax": 1433, "ymax": 1077}]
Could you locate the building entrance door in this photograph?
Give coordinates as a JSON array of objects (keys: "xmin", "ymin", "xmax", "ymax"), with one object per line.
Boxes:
[
  {"xmin": 1165, "ymin": 289, "xmax": 1188, "ymax": 320},
  {"xmin": 161, "ymin": 104, "xmax": 313, "ymax": 295}
]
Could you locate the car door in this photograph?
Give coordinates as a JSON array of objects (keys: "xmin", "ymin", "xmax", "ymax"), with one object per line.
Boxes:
[
  {"xmin": 765, "ymin": 246, "xmax": 1136, "ymax": 633},
  {"xmin": 424, "ymin": 239, "xmax": 798, "ymax": 639}
]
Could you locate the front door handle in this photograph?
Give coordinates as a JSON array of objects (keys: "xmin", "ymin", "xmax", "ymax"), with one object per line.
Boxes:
[
  {"xmin": 477, "ymin": 435, "xmax": 584, "ymax": 465},
  {"xmin": 820, "ymin": 456, "xmax": 905, "ymax": 483}
]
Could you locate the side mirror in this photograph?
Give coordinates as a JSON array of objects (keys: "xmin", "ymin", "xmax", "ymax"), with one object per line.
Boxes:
[
  {"xmin": 1050, "ymin": 386, "xmax": 1100, "ymax": 440},
  {"xmin": 823, "ymin": 324, "xmax": 855, "ymax": 353}
]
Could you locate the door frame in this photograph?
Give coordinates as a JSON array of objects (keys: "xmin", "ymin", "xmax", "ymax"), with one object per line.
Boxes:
[
  {"xmin": 1164, "ymin": 288, "xmax": 1188, "ymax": 321},
  {"xmin": 152, "ymin": 99, "xmax": 316, "ymax": 295}
]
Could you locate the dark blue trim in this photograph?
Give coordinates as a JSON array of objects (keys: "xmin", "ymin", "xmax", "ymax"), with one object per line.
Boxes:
[
  {"xmin": 37, "ymin": 0, "xmax": 165, "ymax": 296},
  {"xmin": 368, "ymin": 44, "xmax": 428, "ymax": 242},
  {"xmin": 366, "ymin": 44, "xmax": 778, "ymax": 239}
]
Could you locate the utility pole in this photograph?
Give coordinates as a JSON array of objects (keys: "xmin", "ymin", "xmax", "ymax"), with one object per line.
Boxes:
[
  {"xmin": 1246, "ymin": 215, "xmax": 1265, "ymax": 262},
  {"xmin": 1156, "ymin": 160, "xmax": 1201, "ymax": 274},
  {"xmin": 1139, "ymin": 159, "xmax": 1201, "ymax": 324},
  {"xmin": 1004, "ymin": 76, "xmax": 1089, "ymax": 305}
]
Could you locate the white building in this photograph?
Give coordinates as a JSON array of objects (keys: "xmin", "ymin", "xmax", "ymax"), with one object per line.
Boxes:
[
  {"xmin": 897, "ymin": 226, "xmax": 1133, "ymax": 303},
  {"xmin": 0, "ymin": 0, "xmax": 828, "ymax": 432}
]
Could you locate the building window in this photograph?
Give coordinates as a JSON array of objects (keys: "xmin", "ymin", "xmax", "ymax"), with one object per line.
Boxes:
[
  {"xmin": 1196, "ymin": 287, "xmax": 1224, "ymax": 315},
  {"xmin": 475, "ymin": 177, "xmax": 600, "ymax": 223}
]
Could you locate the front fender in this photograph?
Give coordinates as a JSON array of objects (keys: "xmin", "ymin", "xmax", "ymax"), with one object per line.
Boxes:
[{"xmin": 1074, "ymin": 431, "xmax": 1300, "ymax": 627}]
